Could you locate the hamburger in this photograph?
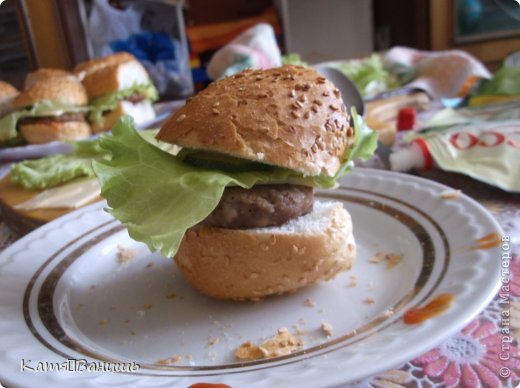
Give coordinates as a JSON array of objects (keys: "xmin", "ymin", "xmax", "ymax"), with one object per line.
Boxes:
[
  {"xmin": 73, "ymin": 52, "xmax": 158, "ymax": 133},
  {"xmin": 93, "ymin": 65, "xmax": 377, "ymax": 300},
  {"xmin": 0, "ymin": 76, "xmax": 91, "ymax": 146}
]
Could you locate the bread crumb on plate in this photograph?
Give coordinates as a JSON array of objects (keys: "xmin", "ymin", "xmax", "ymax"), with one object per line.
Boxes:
[
  {"xmin": 116, "ymin": 245, "xmax": 137, "ymax": 264},
  {"xmin": 235, "ymin": 328, "xmax": 304, "ymax": 361},
  {"xmin": 440, "ymin": 189, "xmax": 461, "ymax": 199},
  {"xmin": 321, "ymin": 321, "xmax": 333, "ymax": 337}
]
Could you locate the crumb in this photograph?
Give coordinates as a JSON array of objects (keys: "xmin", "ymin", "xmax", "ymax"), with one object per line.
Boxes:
[
  {"xmin": 304, "ymin": 298, "xmax": 316, "ymax": 308},
  {"xmin": 346, "ymin": 279, "xmax": 358, "ymax": 287},
  {"xmin": 166, "ymin": 293, "xmax": 177, "ymax": 299},
  {"xmin": 76, "ymin": 304, "xmax": 83, "ymax": 310},
  {"xmin": 117, "ymin": 245, "xmax": 137, "ymax": 264},
  {"xmin": 234, "ymin": 328, "xmax": 304, "ymax": 361},
  {"xmin": 368, "ymin": 252, "xmax": 402, "ymax": 269},
  {"xmin": 98, "ymin": 319, "xmax": 109, "ymax": 326},
  {"xmin": 136, "ymin": 310, "xmax": 146, "ymax": 317},
  {"xmin": 129, "ymin": 330, "xmax": 136, "ymax": 336},
  {"xmin": 235, "ymin": 341, "xmax": 265, "ymax": 361},
  {"xmin": 321, "ymin": 321, "xmax": 333, "ymax": 337},
  {"xmin": 207, "ymin": 336, "xmax": 220, "ymax": 347},
  {"xmin": 142, "ymin": 304, "xmax": 153, "ymax": 310},
  {"xmin": 382, "ymin": 309, "xmax": 394, "ymax": 318},
  {"xmin": 363, "ymin": 297, "xmax": 375, "ymax": 305},
  {"xmin": 259, "ymin": 328, "xmax": 304, "ymax": 358},
  {"xmin": 145, "ymin": 262, "xmax": 154, "ymax": 269},
  {"xmin": 440, "ymin": 189, "xmax": 461, "ymax": 199},
  {"xmin": 155, "ymin": 355, "xmax": 182, "ymax": 365},
  {"xmin": 89, "ymin": 285, "xmax": 96, "ymax": 290},
  {"xmin": 124, "ymin": 319, "xmax": 131, "ymax": 324}
]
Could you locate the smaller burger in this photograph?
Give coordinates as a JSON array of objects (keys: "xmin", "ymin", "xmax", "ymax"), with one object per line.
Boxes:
[
  {"xmin": 0, "ymin": 76, "xmax": 91, "ymax": 146},
  {"xmin": 93, "ymin": 65, "xmax": 377, "ymax": 301},
  {"xmin": 74, "ymin": 52, "xmax": 158, "ymax": 133}
]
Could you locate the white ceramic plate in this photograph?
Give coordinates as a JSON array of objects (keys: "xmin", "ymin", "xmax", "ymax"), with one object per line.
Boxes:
[{"xmin": 0, "ymin": 169, "xmax": 502, "ymax": 387}]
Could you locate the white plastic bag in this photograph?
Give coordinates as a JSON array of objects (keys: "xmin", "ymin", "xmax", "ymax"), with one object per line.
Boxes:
[{"xmin": 86, "ymin": 0, "xmax": 193, "ymax": 98}]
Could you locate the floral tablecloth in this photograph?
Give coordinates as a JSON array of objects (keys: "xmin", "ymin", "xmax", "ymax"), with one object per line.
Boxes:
[{"xmin": 0, "ymin": 164, "xmax": 518, "ymax": 387}]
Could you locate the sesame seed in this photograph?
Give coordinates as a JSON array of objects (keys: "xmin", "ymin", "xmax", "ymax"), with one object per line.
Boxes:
[
  {"xmin": 311, "ymin": 144, "xmax": 318, "ymax": 153},
  {"xmin": 333, "ymin": 88, "xmax": 340, "ymax": 97},
  {"xmin": 329, "ymin": 104, "xmax": 338, "ymax": 111},
  {"xmin": 289, "ymin": 89, "xmax": 296, "ymax": 97},
  {"xmin": 213, "ymin": 101, "xmax": 220, "ymax": 107},
  {"xmin": 317, "ymin": 77, "xmax": 326, "ymax": 84},
  {"xmin": 303, "ymin": 83, "xmax": 311, "ymax": 91},
  {"xmin": 298, "ymin": 94, "xmax": 307, "ymax": 103},
  {"xmin": 304, "ymin": 111, "xmax": 310, "ymax": 119},
  {"xmin": 347, "ymin": 127, "xmax": 354, "ymax": 137},
  {"xmin": 291, "ymin": 111, "xmax": 300, "ymax": 119},
  {"xmin": 312, "ymin": 105, "xmax": 319, "ymax": 113},
  {"xmin": 212, "ymin": 109, "xmax": 220, "ymax": 115},
  {"xmin": 176, "ymin": 114, "xmax": 186, "ymax": 122},
  {"xmin": 314, "ymin": 100, "xmax": 323, "ymax": 106},
  {"xmin": 294, "ymin": 101, "xmax": 304, "ymax": 108},
  {"xmin": 323, "ymin": 91, "xmax": 330, "ymax": 97}
]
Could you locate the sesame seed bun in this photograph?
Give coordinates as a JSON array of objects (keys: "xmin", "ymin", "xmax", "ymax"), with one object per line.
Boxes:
[
  {"xmin": 73, "ymin": 51, "xmax": 135, "ymax": 80},
  {"xmin": 24, "ymin": 68, "xmax": 77, "ymax": 90},
  {"xmin": 157, "ymin": 65, "xmax": 355, "ymax": 177},
  {"xmin": 175, "ymin": 201, "xmax": 355, "ymax": 300},
  {"xmin": 13, "ymin": 77, "xmax": 88, "ymax": 108},
  {"xmin": 80, "ymin": 59, "xmax": 152, "ymax": 100},
  {"xmin": 20, "ymin": 121, "xmax": 91, "ymax": 144}
]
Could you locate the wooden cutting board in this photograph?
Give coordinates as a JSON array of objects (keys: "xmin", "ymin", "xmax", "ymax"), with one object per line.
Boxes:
[{"xmin": 0, "ymin": 175, "xmax": 100, "ymax": 235}]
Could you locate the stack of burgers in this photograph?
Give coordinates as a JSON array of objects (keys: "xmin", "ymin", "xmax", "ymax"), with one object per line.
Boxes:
[{"xmin": 0, "ymin": 52, "xmax": 157, "ymax": 147}]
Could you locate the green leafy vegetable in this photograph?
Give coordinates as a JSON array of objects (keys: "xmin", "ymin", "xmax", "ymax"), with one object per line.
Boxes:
[
  {"xmin": 10, "ymin": 139, "xmax": 110, "ymax": 190},
  {"xmin": 282, "ymin": 54, "xmax": 308, "ymax": 67},
  {"xmin": 88, "ymin": 83, "xmax": 158, "ymax": 124},
  {"xmin": 0, "ymin": 100, "xmax": 88, "ymax": 142},
  {"xmin": 474, "ymin": 67, "xmax": 520, "ymax": 96},
  {"xmin": 331, "ymin": 54, "xmax": 400, "ymax": 97},
  {"xmin": 93, "ymin": 114, "xmax": 377, "ymax": 258}
]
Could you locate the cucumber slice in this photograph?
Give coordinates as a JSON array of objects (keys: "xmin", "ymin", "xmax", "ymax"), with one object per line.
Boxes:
[{"xmin": 179, "ymin": 149, "xmax": 272, "ymax": 172}]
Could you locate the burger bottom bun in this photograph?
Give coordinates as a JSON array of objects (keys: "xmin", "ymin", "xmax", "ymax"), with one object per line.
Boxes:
[
  {"xmin": 91, "ymin": 100, "xmax": 155, "ymax": 133},
  {"xmin": 20, "ymin": 121, "xmax": 91, "ymax": 144},
  {"xmin": 175, "ymin": 201, "xmax": 356, "ymax": 300}
]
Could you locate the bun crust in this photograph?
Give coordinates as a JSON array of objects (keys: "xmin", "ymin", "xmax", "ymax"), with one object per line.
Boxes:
[
  {"xmin": 157, "ymin": 65, "xmax": 354, "ymax": 177},
  {"xmin": 80, "ymin": 59, "xmax": 150, "ymax": 99},
  {"xmin": 14, "ymin": 77, "xmax": 88, "ymax": 108},
  {"xmin": 20, "ymin": 121, "xmax": 91, "ymax": 144},
  {"xmin": 174, "ymin": 201, "xmax": 356, "ymax": 300},
  {"xmin": 73, "ymin": 52, "xmax": 135, "ymax": 78},
  {"xmin": 24, "ymin": 68, "xmax": 76, "ymax": 90}
]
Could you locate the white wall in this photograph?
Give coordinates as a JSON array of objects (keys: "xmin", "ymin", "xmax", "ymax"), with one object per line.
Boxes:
[{"xmin": 277, "ymin": 0, "xmax": 374, "ymax": 63}]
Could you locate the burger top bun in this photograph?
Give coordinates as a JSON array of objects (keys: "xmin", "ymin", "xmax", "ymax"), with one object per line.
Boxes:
[
  {"xmin": 157, "ymin": 65, "xmax": 355, "ymax": 177},
  {"xmin": 14, "ymin": 77, "xmax": 88, "ymax": 108},
  {"xmin": 24, "ymin": 68, "xmax": 77, "ymax": 90},
  {"xmin": 73, "ymin": 51, "xmax": 135, "ymax": 80}
]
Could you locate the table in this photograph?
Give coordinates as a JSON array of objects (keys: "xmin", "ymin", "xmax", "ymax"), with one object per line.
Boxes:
[{"xmin": 0, "ymin": 160, "xmax": 519, "ymax": 387}]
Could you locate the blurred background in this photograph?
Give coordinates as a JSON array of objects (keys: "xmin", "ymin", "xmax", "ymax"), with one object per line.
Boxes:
[{"xmin": 1, "ymin": 0, "xmax": 519, "ymax": 99}]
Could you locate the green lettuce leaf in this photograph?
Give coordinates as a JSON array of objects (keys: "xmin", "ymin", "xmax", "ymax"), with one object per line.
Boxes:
[
  {"xmin": 332, "ymin": 54, "xmax": 400, "ymax": 97},
  {"xmin": 88, "ymin": 83, "xmax": 158, "ymax": 124},
  {"xmin": 0, "ymin": 100, "xmax": 88, "ymax": 142},
  {"xmin": 475, "ymin": 67, "xmax": 520, "ymax": 96},
  {"xmin": 10, "ymin": 139, "xmax": 110, "ymax": 190},
  {"xmin": 93, "ymin": 113, "xmax": 376, "ymax": 258}
]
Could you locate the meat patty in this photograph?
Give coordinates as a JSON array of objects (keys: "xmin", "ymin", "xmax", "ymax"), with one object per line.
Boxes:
[
  {"xmin": 124, "ymin": 92, "xmax": 146, "ymax": 104},
  {"xmin": 202, "ymin": 184, "xmax": 313, "ymax": 229},
  {"xmin": 18, "ymin": 112, "xmax": 86, "ymax": 126}
]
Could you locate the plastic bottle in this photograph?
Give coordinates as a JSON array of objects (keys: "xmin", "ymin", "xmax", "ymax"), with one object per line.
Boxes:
[{"xmin": 389, "ymin": 138, "xmax": 433, "ymax": 172}]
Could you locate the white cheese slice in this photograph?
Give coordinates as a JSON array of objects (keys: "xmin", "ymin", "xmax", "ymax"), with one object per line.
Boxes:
[{"xmin": 14, "ymin": 178, "xmax": 101, "ymax": 210}]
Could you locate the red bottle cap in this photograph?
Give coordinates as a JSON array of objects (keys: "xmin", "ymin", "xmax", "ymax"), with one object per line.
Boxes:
[{"xmin": 397, "ymin": 107, "xmax": 416, "ymax": 131}]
